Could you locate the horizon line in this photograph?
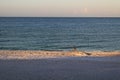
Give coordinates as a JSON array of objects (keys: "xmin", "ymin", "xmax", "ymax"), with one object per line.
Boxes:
[{"xmin": 0, "ymin": 16, "xmax": 120, "ymax": 18}]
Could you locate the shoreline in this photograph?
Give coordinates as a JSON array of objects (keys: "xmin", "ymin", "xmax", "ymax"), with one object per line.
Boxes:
[{"xmin": 0, "ymin": 50, "xmax": 120, "ymax": 59}]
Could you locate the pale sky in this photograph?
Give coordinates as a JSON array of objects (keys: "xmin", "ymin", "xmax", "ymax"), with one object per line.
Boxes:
[{"xmin": 0, "ymin": 0, "xmax": 120, "ymax": 17}]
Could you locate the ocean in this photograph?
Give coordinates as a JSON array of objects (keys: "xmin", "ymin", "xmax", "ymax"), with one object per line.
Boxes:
[{"xmin": 0, "ymin": 17, "xmax": 120, "ymax": 51}]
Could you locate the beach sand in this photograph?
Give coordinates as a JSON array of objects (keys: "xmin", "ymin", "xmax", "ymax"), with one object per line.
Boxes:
[
  {"xmin": 0, "ymin": 50, "xmax": 120, "ymax": 59},
  {"xmin": 0, "ymin": 50, "xmax": 120, "ymax": 80}
]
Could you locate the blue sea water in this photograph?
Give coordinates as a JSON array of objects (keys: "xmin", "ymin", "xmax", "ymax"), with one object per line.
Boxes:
[{"xmin": 0, "ymin": 17, "xmax": 120, "ymax": 51}]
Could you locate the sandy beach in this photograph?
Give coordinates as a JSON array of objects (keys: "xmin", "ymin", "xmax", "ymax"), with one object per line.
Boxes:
[
  {"xmin": 0, "ymin": 50, "xmax": 120, "ymax": 59},
  {"xmin": 0, "ymin": 50, "xmax": 120, "ymax": 80}
]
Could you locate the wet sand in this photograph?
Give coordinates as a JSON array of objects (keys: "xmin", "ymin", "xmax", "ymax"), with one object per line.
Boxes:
[
  {"xmin": 0, "ymin": 50, "xmax": 120, "ymax": 80},
  {"xmin": 0, "ymin": 57, "xmax": 120, "ymax": 80}
]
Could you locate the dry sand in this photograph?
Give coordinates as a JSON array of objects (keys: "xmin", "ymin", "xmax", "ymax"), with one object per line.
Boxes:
[{"xmin": 0, "ymin": 50, "xmax": 120, "ymax": 59}]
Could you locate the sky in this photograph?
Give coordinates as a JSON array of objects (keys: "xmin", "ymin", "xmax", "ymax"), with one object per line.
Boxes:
[{"xmin": 0, "ymin": 0, "xmax": 120, "ymax": 17}]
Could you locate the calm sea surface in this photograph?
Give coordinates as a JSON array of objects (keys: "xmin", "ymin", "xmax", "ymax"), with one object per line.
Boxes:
[{"xmin": 0, "ymin": 17, "xmax": 120, "ymax": 51}]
